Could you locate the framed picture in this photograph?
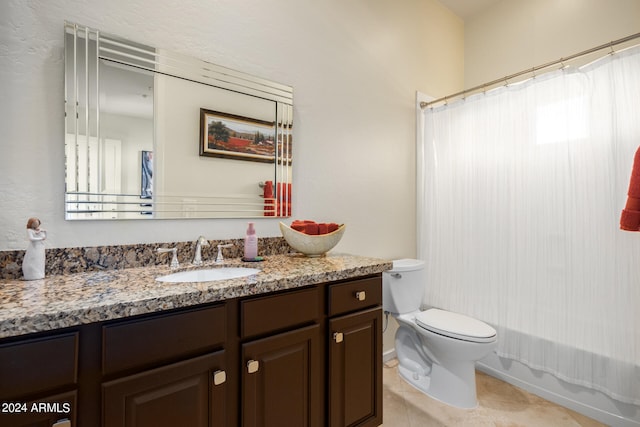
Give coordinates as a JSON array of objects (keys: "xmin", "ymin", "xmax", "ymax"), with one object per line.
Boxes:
[
  {"xmin": 199, "ymin": 109, "xmax": 276, "ymax": 163},
  {"xmin": 141, "ymin": 150, "xmax": 153, "ymax": 199}
]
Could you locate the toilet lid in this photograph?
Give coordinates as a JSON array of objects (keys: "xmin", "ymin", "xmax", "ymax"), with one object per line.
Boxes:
[{"xmin": 415, "ymin": 309, "xmax": 497, "ymax": 343}]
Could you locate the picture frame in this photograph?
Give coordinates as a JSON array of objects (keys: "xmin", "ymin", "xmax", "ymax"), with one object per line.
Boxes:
[{"xmin": 199, "ymin": 109, "xmax": 276, "ymax": 163}]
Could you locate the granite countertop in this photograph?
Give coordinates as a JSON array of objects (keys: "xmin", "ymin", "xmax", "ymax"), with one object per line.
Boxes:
[{"xmin": 0, "ymin": 253, "xmax": 392, "ymax": 339}]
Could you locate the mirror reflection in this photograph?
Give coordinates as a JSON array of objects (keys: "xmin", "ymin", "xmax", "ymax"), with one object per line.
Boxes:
[{"xmin": 64, "ymin": 22, "xmax": 293, "ymax": 220}]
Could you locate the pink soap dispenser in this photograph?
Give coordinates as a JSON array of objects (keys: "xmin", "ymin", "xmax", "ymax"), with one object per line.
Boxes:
[{"xmin": 244, "ymin": 222, "xmax": 258, "ymax": 260}]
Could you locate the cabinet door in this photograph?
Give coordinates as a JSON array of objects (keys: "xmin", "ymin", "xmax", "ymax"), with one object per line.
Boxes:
[
  {"xmin": 103, "ymin": 351, "xmax": 227, "ymax": 427},
  {"xmin": 329, "ymin": 307, "xmax": 382, "ymax": 427},
  {"xmin": 241, "ymin": 324, "xmax": 321, "ymax": 427}
]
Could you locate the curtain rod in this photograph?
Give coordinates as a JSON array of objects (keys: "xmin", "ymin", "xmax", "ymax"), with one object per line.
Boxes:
[{"xmin": 420, "ymin": 32, "xmax": 640, "ymax": 109}]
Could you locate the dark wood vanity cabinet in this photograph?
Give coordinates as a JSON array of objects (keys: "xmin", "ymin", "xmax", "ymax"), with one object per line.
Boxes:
[
  {"xmin": 239, "ymin": 286, "xmax": 323, "ymax": 427},
  {"xmin": 328, "ymin": 277, "xmax": 383, "ymax": 427},
  {"xmin": 0, "ymin": 274, "xmax": 383, "ymax": 427}
]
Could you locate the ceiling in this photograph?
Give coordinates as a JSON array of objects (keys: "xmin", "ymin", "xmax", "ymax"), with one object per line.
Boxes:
[{"xmin": 438, "ymin": 0, "xmax": 502, "ymax": 21}]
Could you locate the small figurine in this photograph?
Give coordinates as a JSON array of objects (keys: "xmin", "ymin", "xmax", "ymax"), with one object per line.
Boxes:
[{"xmin": 22, "ymin": 217, "xmax": 47, "ymax": 280}]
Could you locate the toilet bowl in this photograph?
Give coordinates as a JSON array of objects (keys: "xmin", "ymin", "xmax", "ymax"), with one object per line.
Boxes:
[{"xmin": 383, "ymin": 259, "xmax": 497, "ymax": 409}]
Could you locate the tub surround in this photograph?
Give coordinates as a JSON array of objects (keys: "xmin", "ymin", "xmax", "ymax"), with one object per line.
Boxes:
[{"xmin": 0, "ymin": 253, "xmax": 392, "ymax": 339}]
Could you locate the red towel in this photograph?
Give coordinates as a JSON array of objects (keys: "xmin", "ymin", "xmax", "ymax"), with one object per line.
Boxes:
[
  {"xmin": 276, "ymin": 183, "xmax": 292, "ymax": 202},
  {"xmin": 620, "ymin": 147, "xmax": 640, "ymax": 231},
  {"xmin": 290, "ymin": 220, "xmax": 340, "ymax": 235},
  {"xmin": 305, "ymin": 223, "xmax": 319, "ymax": 235},
  {"xmin": 265, "ymin": 182, "xmax": 292, "ymax": 216},
  {"xmin": 263, "ymin": 181, "xmax": 275, "ymax": 216},
  {"xmin": 263, "ymin": 181, "xmax": 274, "ymax": 198}
]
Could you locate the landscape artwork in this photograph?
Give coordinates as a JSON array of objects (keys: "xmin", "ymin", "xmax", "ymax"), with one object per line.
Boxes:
[{"xmin": 199, "ymin": 109, "xmax": 276, "ymax": 163}]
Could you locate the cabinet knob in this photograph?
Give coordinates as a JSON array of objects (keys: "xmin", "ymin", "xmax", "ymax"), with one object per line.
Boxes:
[
  {"xmin": 212, "ymin": 369, "xmax": 226, "ymax": 386},
  {"xmin": 52, "ymin": 420, "xmax": 71, "ymax": 427},
  {"xmin": 333, "ymin": 332, "xmax": 344, "ymax": 343},
  {"xmin": 355, "ymin": 291, "xmax": 366, "ymax": 301},
  {"xmin": 247, "ymin": 359, "xmax": 260, "ymax": 374}
]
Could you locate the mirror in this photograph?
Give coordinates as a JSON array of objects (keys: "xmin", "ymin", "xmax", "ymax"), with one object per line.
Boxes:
[{"xmin": 64, "ymin": 22, "xmax": 293, "ymax": 220}]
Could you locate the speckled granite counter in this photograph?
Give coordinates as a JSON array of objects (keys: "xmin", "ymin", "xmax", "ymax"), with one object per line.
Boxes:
[{"xmin": 0, "ymin": 253, "xmax": 392, "ymax": 339}]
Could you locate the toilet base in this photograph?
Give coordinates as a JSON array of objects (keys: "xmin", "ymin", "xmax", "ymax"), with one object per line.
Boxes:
[
  {"xmin": 392, "ymin": 312, "xmax": 496, "ymax": 409},
  {"xmin": 398, "ymin": 358, "xmax": 479, "ymax": 409}
]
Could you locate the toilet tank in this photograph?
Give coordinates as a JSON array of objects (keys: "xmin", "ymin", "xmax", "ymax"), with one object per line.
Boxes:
[{"xmin": 382, "ymin": 259, "xmax": 426, "ymax": 314}]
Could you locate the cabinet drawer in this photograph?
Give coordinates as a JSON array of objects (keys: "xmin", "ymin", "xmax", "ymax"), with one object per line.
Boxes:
[
  {"xmin": 241, "ymin": 287, "xmax": 319, "ymax": 339},
  {"xmin": 103, "ymin": 305, "xmax": 225, "ymax": 376},
  {"xmin": 328, "ymin": 277, "xmax": 382, "ymax": 317},
  {"xmin": 0, "ymin": 332, "xmax": 78, "ymax": 399}
]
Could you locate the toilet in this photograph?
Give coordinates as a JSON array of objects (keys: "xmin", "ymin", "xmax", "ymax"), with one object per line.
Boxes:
[{"xmin": 383, "ymin": 259, "xmax": 497, "ymax": 409}]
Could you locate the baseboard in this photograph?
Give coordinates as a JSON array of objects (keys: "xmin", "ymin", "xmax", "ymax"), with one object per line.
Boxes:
[{"xmin": 383, "ymin": 348, "xmax": 397, "ymax": 364}]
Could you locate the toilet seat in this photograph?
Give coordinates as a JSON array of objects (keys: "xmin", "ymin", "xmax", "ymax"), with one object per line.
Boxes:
[{"xmin": 415, "ymin": 309, "xmax": 497, "ymax": 343}]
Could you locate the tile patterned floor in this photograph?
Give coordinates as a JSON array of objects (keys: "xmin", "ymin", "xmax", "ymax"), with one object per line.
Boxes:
[{"xmin": 382, "ymin": 359, "xmax": 606, "ymax": 427}]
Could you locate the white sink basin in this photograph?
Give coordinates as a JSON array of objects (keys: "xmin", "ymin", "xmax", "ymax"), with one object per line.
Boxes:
[{"xmin": 156, "ymin": 267, "xmax": 260, "ymax": 283}]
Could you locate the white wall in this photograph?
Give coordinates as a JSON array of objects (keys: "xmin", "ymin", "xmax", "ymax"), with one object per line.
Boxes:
[
  {"xmin": 464, "ymin": 0, "xmax": 640, "ymax": 88},
  {"xmin": 0, "ymin": 0, "xmax": 463, "ymax": 260}
]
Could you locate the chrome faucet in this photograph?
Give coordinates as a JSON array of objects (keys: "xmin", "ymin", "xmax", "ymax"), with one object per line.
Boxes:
[
  {"xmin": 216, "ymin": 244, "xmax": 233, "ymax": 264},
  {"xmin": 192, "ymin": 236, "xmax": 210, "ymax": 266},
  {"xmin": 157, "ymin": 247, "xmax": 179, "ymax": 269}
]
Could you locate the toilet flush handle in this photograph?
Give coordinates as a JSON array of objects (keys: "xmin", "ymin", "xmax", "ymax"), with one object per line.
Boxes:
[{"xmin": 391, "ymin": 273, "xmax": 402, "ymax": 279}]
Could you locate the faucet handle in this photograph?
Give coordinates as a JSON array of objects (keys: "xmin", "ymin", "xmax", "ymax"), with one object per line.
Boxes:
[
  {"xmin": 157, "ymin": 247, "xmax": 179, "ymax": 269},
  {"xmin": 216, "ymin": 244, "xmax": 233, "ymax": 263}
]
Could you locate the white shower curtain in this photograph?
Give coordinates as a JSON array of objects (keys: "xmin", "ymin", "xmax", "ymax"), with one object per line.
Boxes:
[{"xmin": 419, "ymin": 45, "xmax": 640, "ymax": 405}]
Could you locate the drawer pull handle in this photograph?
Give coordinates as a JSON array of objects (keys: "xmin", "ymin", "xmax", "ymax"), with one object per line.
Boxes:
[
  {"xmin": 355, "ymin": 291, "xmax": 366, "ymax": 301},
  {"xmin": 247, "ymin": 359, "xmax": 260, "ymax": 374},
  {"xmin": 333, "ymin": 332, "xmax": 344, "ymax": 343},
  {"xmin": 213, "ymin": 370, "xmax": 226, "ymax": 386}
]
